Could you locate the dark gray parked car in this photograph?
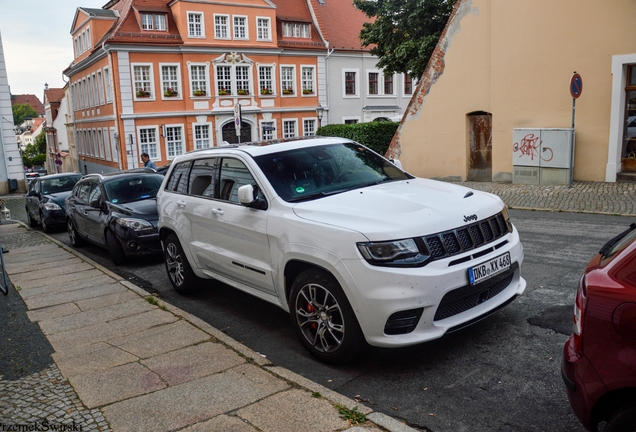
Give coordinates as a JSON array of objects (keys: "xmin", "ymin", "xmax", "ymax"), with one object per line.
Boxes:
[{"xmin": 25, "ymin": 173, "xmax": 83, "ymax": 232}]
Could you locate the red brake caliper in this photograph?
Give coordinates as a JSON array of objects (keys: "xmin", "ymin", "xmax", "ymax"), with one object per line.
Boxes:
[{"xmin": 307, "ymin": 303, "xmax": 317, "ymax": 329}]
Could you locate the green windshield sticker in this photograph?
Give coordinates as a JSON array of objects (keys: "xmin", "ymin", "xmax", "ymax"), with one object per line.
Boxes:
[{"xmin": 295, "ymin": 186, "xmax": 305, "ymax": 194}]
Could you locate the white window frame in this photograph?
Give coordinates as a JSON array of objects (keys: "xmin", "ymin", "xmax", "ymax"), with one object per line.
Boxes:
[
  {"xmin": 92, "ymin": 72, "xmax": 99, "ymax": 106},
  {"xmin": 259, "ymin": 120, "xmax": 277, "ymax": 140},
  {"xmin": 214, "ymin": 14, "xmax": 230, "ymax": 39},
  {"xmin": 302, "ymin": 118, "xmax": 317, "ymax": 136},
  {"xmin": 283, "ymin": 119, "xmax": 297, "ymax": 138},
  {"xmin": 86, "ymin": 28, "xmax": 91, "ymax": 48},
  {"xmin": 160, "ymin": 63, "xmax": 182, "ymax": 100},
  {"xmin": 164, "ymin": 124, "xmax": 185, "ymax": 159},
  {"xmin": 343, "ymin": 68, "xmax": 359, "ymax": 98},
  {"xmin": 402, "ymin": 73, "xmax": 415, "ymax": 96},
  {"xmin": 233, "ymin": 15, "xmax": 248, "ymax": 40},
  {"xmin": 141, "ymin": 13, "xmax": 166, "ymax": 31},
  {"xmin": 301, "ymin": 65, "xmax": 315, "ymax": 96},
  {"xmin": 256, "ymin": 17, "xmax": 271, "ymax": 41},
  {"xmin": 102, "ymin": 127, "xmax": 112, "ymax": 161},
  {"xmin": 137, "ymin": 126, "xmax": 161, "ymax": 161},
  {"xmin": 258, "ymin": 65, "xmax": 275, "ymax": 96},
  {"xmin": 192, "ymin": 123, "xmax": 212, "ymax": 149},
  {"xmin": 132, "ymin": 63, "xmax": 155, "ymax": 100},
  {"xmin": 343, "ymin": 116, "xmax": 361, "ymax": 124},
  {"xmin": 188, "ymin": 62, "xmax": 210, "ymax": 97},
  {"xmin": 383, "ymin": 72, "xmax": 395, "ymax": 96},
  {"xmin": 367, "ymin": 69, "xmax": 396, "ymax": 96},
  {"xmin": 280, "ymin": 65, "xmax": 296, "ymax": 97},
  {"xmin": 90, "ymin": 129, "xmax": 97, "ymax": 157},
  {"xmin": 214, "ymin": 63, "xmax": 254, "ymax": 96},
  {"xmin": 104, "ymin": 67, "xmax": 113, "ymax": 102},
  {"xmin": 187, "ymin": 12, "xmax": 205, "ymax": 38},
  {"xmin": 110, "ymin": 127, "xmax": 119, "ymax": 163},
  {"xmin": 97, "ymin": 128, "xmax": 104, "ymax": 159},
  {"xmin": 96, "ymin": 70, "xmax": 105, "ymax": 105}
]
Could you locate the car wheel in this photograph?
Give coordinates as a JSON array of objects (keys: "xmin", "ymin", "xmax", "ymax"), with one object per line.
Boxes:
[
  {"xmin": 105, "ymin": 230, "xmax": 126, "ymax": 266},
  {"xmin": 26, "ymin": 209, "xmax": 37, "ymax": 227},
  {"xmin": 604, "ymin": 403, "xmax": 636, "ymax": 432},
  {"xmin": 163, "ymin": 233, "xmax": 200, "ymax": 294},
  {"xmin": 290, "ymin": 268, "xmax": 365, "ymax": 364},
  {"xmin": 67, "ymin": 219, "xmax": 85, "ymax": 247},
  {"xmin": 40, "ymin": 212, "xmax": 51, "ymax": 233}
]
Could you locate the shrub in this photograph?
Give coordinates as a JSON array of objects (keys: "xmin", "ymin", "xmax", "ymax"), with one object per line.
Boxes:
[{"xmin": 317, "ymin": 121, "xmax": 399, "ymax": 156}]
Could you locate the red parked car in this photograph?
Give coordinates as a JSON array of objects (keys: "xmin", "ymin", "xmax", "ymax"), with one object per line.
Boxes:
[{"xmin": 562, "ymin": 222, "xmax": 636, "ymax": 432}]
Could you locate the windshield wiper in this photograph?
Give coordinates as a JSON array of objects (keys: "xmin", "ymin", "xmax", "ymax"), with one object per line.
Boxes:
[{"xmin": 599, "ymin": 223, "xmax": 636, "ymax": 257}]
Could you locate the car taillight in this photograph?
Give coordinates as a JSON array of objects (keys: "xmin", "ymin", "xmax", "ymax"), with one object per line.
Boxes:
[{"xmin": 572, "ymin": 274, "xmax": 587, "ymax": 353}]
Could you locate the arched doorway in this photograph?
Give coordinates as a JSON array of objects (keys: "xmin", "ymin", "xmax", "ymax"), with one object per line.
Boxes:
[
  {"xmin": 467, "ymin": 111, "xmax": 492, "ymax": 181},
  {"xmin": 222, "ymin": 121, "xmax": 252, "ymax": 144}
]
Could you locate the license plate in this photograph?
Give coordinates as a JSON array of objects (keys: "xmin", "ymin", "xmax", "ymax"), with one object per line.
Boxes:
[{"xmin": 468, "ymin": 252, "xmax": 511, "ymax": 285}]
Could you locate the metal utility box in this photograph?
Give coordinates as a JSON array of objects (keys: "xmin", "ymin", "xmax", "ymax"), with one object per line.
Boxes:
[
  {"xmin": 8, "ymin": 178, "xmax": 17, "ymax": 191},
  {"xmin": 512, "ymin": 128, "xmax": 573, "ymax": 185}
]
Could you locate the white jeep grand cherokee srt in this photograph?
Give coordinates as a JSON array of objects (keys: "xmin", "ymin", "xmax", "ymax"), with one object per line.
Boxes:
[{"xmin": 157, "ymin": 137, "xmax": 526, "ymax": 363}]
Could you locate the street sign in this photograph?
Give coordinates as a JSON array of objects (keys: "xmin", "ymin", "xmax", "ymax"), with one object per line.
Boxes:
[
  {"xmin": 234, "ymin": 104, "xmax": 242, "ymax": 137},
  {"xmin": 570, "ymin": 73, "xmax": 583, "ymax": 99}
]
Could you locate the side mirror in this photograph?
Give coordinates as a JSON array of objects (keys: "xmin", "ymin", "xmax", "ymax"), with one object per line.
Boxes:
[
  {"xmin": 26, "ymin": 190, "xmax": 38, "ymax": 197},
  {"xmin": 89, "ymin": 199, "xmax": 104, "ymax": 210},
  {"xmin": 390, "ymin": 159, "xmax": 403, "ymax": 170},
  {"xmin": 237, "ymin": 184, "xmax": 268, "ymax": 210}
]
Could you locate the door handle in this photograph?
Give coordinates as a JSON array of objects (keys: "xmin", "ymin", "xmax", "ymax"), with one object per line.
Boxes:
[
  {"xmin": 177, "ymin": 200, "xmax": 186, "ymax": 208},
  {"xmin": 211, "ymin": 208, "xmax": 224, "ymax": 216}
]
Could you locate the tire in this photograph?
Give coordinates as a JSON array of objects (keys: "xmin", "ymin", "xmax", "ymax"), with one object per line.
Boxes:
[
  {"xmin": 604, "ymin": 403, "xmax": 636, "ymax": 432},
  {"xmin": 67, "ymin": 218, "xmax": 85, "ymax": 247},
  {"xmin": 289, "ymin": 268, "xmax": 365, "ymax": 364},
  {"xmin": 105, "ymin": 230, "xmax": 126, "ymax": 266},
  {"xmin": 26, "ymin": 209, "xmax": 37, "ymax": 227},
  {"xmin": 163, "ymin": 233, "xmax": 200, "ymax": 294},
  {"xmin": 40, "ymin": 212, "xmax": 51, "ymax": 233}
]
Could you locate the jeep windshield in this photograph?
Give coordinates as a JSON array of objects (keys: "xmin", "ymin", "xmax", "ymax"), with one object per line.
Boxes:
[{"xmin": 254, "ymin": 143, "xmax": 411, "ymax": 202}]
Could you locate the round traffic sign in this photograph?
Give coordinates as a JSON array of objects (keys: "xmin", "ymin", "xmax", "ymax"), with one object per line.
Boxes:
[{"xmin": 570, "ymin": 73, "xmax": 583, "ymax": 99}]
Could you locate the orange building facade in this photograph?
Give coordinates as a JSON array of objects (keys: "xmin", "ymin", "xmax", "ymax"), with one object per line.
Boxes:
[{"xmin": 65, "ymin": 0, "xmax": 327, "ymax": 173}]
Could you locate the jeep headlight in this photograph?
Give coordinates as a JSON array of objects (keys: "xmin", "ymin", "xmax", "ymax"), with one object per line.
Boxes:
[
  {"xmin": 116, "ymin": 218, "xmax": 153, "ymax": 231},
  {"xmin": 357, "ymin": 238, "xmax": 428, "ymax": 267}
]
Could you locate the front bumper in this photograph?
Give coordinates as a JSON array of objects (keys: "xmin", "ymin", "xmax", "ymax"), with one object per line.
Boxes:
[
  {"xmin": 112, "ymin": 225, "xmax": 162, "ymax": 257},
  {"xmin": 43, "ymin": 209, "xmax": 67, "ymax": 227},
  {"xmin": 339, "ymin": 228, "xmax": 526, "ymax": 347}
]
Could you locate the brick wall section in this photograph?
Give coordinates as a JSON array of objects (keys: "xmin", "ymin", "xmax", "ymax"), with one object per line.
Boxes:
[{"xmin": 386, "ymin": 0, "xmax": 464, "ymax": 160}]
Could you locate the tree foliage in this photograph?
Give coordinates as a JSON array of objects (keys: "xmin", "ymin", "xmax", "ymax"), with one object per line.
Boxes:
[
  {"xmin": 34, "ymin": 129, "xmax": 47, "ymax": 155},
  {"xmin": 354, "ymin": 0, "xmax": 455, "ymax": 78},
  {"xmin": 317, "ymin": 121, "xmax": 399, "ymax": 156},
  {"xmin": 21, "ymin": 131, "xmax": 47, "ymax": 168},
  {"xmin": 12, "ymin": 103, "xmax": 39, "ymax": 126}
]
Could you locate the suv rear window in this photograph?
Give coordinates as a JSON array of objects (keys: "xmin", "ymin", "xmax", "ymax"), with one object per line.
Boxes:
[{"xmin": 600, "ymin": 223, "xmax": 636, "ymax": 265}]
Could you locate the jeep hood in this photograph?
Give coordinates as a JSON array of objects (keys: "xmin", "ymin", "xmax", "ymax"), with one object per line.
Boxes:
[{"xmin": 291, "ymin": 179, "xmax": 504, "ymax": 240}]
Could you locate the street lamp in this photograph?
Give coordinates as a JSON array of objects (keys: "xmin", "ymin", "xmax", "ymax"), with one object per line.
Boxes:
[{"xmin": 316, "ymin": 103, "xmax": 324, "ymax": 128}]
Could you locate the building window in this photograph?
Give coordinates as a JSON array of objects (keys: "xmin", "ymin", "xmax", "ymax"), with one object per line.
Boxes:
[
  {"xmin": 194, "ymin": 124, "xmax": 211, "ymax": 149},
  {"xmin": 161, "ymin": 64, "xmax": 180, "ymax": 98},
  {"xmin": 97, "ymin": 128, "xmax": 104, "ymax": 159},
  {"xmin": 233, "ymin": 16, "xmax": 247, "ymax": 39},
  {"xmin": 301, "ymin": 67, "xmax": 314, "ymax": 95},
  {"xmin": 257, "ymin": 18, "xmax": 271, "ymax": 40},
  {"xmin": 104, "ymin": 67, "xmax": 112, "ymax": 102},
  {"xmin": 86, "ymin": 28, "xmax": 91, "ymax": 48},
  {"xmin": 259, "ymin": 66, "xmax": 273, "ymax": 95},
  {"xmin": 86, "ymin": 76, "xmax": 93, "ymax": 107},
  {"xmin": 133, "ymin": 64, "xmax": 153, "ymax": 98},
  {"xmin": 215, "ymin": 15, "xmax": 229, "ymax": 39},
  {"xmin": 92, "ymin": 73, "xmax": 99, "ymax": 106},
  {"xmin": 345, "ymin": 71, "xmax": 357, "ymax": 96},
  {"xmin": 188, "ymin": 12, "xmax": 204, "ymax": 37},
  {"xmin": 303, "ymin": 119, "xmax": 316, "ymax": 136},
  {"xmin": 283, "ymin": 120, "xmax": 296, "ymax": 138},
  {"xmin": 344, "ymin": 119, "xmax": 358, "ymax": 124},
  {"xmin": 96, "ymin": 71, "xmax": 104, "ymax": 105},
  {"xmin": 281, "ymin": 66, "xmax": 295, "ymax": 95},
  {"xmin": 165, "ymin": 126, "xmax": 184, "ymax": 158},
  {"xmin": 369, "ymin": 72, "xmax": 379, "ymax": 95},
  {"xmin": 404, "ymin": 74, "xmax": 413, "ymax": 95},
  {"xmin": 139, "ymin": 128, "xmax": 158, "ymax": 159},
  {"xmin": 236, "ymin": 66, "xmax": 250, "ymax": 94},
  {"xmin": 216, "ymin": 65, "xmax": 232, "ymax": 95},
  {"xmin": 384, "ymin": 74, "xmax": 394, "ymax": 95},
  {"xmin": 103, "ymin": 127, "xmax": 112, "ymax": 161},
  {"xmin": 141, "ymin": 13, "xmax": 166, "ymax": 31},
  {"xmin": 283, "ymin": 22, "xmax": 309, "ymax": 38},
  {"xmin": 261, "ymin": 121, "xmax": 275, "ymax": 140},
  {"xmin": 189, "ymin": 64, "xmax": 208, "ymax": 96}
]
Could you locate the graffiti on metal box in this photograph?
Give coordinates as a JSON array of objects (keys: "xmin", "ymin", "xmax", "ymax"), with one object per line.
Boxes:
[{"xmin": 513, "ymin": 133, "xmax": 553, "ymax": 162}]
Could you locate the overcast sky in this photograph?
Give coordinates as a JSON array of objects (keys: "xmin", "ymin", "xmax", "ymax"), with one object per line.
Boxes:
[{"xmin": 0, "ymin": 0, "xmax": 106, "ymax": 99}]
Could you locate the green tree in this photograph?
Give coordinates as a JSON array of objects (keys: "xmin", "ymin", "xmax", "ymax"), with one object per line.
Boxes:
[
  {"xmin": 12, "ymin": 103, "xmax": 39, "ymax": 126},
  {"xmin": 354, "ymin": 0, "xmax": 455, "ymax": 79},
  {"xmin": 34, "ymin": 129, "xmax": 47, "ymax": 154}
]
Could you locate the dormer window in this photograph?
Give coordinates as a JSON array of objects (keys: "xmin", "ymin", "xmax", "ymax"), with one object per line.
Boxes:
[
  {"xmin": 141, "ymin": 13, "xmax": 167, "ymax": 31},
  {"xmin": 282, "ymin": 22, "xmax": 310, "ymax": 39}
]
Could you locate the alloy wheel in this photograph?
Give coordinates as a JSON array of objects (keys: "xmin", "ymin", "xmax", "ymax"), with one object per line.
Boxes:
[{"xmin": 295, "ymin": 282, "xmax": 345, "ymax": 354}]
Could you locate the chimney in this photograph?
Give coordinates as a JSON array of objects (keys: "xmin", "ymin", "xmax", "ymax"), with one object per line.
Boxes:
[{"xmin": 44, "ymin": 83, "xmax": 49, "ymax": 90}]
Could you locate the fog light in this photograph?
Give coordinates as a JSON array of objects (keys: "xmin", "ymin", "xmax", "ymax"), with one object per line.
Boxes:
[{"xmin": 128, "ymin": 241, "xmax": 139, "ymax": 250}]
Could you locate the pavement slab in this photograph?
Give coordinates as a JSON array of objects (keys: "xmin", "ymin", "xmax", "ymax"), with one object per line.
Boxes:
[
  {"xmin": 19, "ymin": 275, "xmax": 120, "ymax": 300},
  {"xmin": 6, "ymin": 256, "xmax": 82, "ymax": 275},
  {"xmin": 180, "ymin": 414, "xmax": 259, "ymax": 432},
  {"xmin": 26, "ymin": 302, "xmax": 82, "ymax": 322},
  {"xmin": 236, "ymin": 388, "xmax": 350, "ymax": 432},
  {"xmin": 68, "ymin": 362, "xmax": 166, "ymax": 408},
  {"xmin": 75, "ymin": 289, "xmax": 141, "ymax": 312},
  {"xmin": 47, "ymin": 322, "xmax": 126, "ymax": 352},
  {"xmin": 109, "ymin": 319, "xmax": 211, "ymax": 359},
  {"xmin": 102, "ymin": 363, "xmax": 289, "ymax": 432},
  {"xmin": 11, "ymin": 268, "xmax": 106, "ymax": 290},
  {"xmin": 106, "ymin": 308, "xmax": 179, "ymax": 334},
  {"xmin": 141, "ymin": 341, "xmax": 246, "ymax": 385},
  {"xmin": 53, "ymin": 342, "xmax": 139, "ymax": 378},
  {"xmin": 24, "ymin": 282, "xmax": 127, "ymax": 310}
]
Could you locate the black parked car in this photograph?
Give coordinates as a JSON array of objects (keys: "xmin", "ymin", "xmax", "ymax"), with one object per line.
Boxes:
[
  {"xmin": 65, "ymin": 171, "xmax": 164, "ymax": 265},
  {"xmin": 26, "ymin": 173, "xmax": 83, "ymax": 232}
]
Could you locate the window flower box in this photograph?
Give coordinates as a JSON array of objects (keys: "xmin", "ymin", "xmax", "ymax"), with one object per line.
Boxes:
[
  {"xmin": 260, "ymin": 88, "xmax": 273, "ymax": 95},
  {"xmin": 136, "ymin": 89, "xmax": 151, "ymax": 97},
  {"xmin": 163, "ymin": 88, "xmax": 178, "ymax": 97},
  {"xmin": 282, "ymin": 88, "xmax": 294, "ymax": 95},
  {"xmin": 302, "ymin": 89, "xmax": 314, "ymax": 95},
  {"xmin": 237, "ymin": 89, "xmax": 250, "ymax": 96},
  {"xmin": 193, "ymin": 89, "xmax": 207, "ymax": 96},
  {"xmin": 218, "ymin": 89, "xmax": 230, "ymax": 96}
]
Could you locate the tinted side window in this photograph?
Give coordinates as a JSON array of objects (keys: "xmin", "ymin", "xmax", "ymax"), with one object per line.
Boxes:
[
  {"xmin": 188, "ymin": 158, "xmax": 219, "ymax": 198},
  {"xmin": 74, "ymin": 181, "xmax": 93, "ymax": 205},
  {"xmin": 219, "ymin": 158, "xmax": 259, "ymax": 203},
  {"xmin": 165, "ymin": 161, "xmax": 191, "ymax": 194},
  {"xmin": 88, "ymin": 182, "xmax": 102, "ymax": 204}
]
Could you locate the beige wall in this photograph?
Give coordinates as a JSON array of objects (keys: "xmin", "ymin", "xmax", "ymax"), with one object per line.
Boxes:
[{"xmin": 397, "ymin": 0, "xmax": 636, "ymax": 182}]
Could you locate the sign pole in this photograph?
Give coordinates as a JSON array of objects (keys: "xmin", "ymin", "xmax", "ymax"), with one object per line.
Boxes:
[
  {"xmin": 234, "ymin": 104, "xmax": 242, "ymax": 144},
  {"xmin": 568, "ymin": 72, "xmax": 582, "ymax": 188}
]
